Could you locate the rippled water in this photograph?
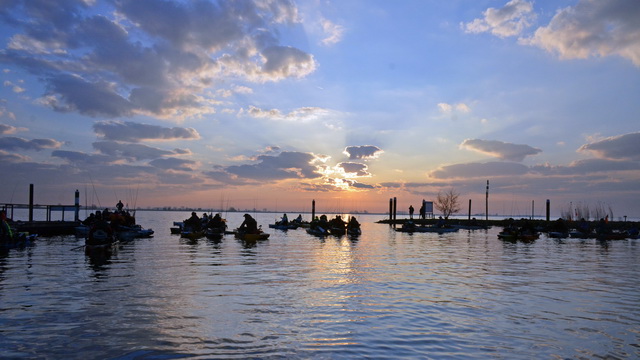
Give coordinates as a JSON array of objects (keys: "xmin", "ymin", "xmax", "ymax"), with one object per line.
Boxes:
[{"xmin": 1, "ymin": 211, "xmax": 638, "ymax": 359}]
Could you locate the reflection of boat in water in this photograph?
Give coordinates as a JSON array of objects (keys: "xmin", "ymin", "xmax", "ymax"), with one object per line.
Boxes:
[
  {"xmin": 205, "ymin": 227, "xmax": 225, "ymax": 240},
  {"xmin": 306, "ymin": 227, "xmax": 330, "ymax": 237},
  {"xmin": 396, "ymin": 224, "xmax": 459, "ymax": 234},
  {"xmin": 268, "ymin": 223, "xmax": 298, "ymax": 230},
  {"xmin": 497, "ymin": 231, "xmax": 539, "ymax": 242}
]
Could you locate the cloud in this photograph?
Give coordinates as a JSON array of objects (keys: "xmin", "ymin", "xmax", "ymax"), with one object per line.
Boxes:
[
  {"xmin": 245, "ymin": 105, "xmax": 329, "ymax": 121},
  {"xmin": 320, "ymin": 18, "xmax": 344, "ymax": 46},
  {"xmin": 0, "ymin": 149, "xmax": 30, "ymax": 163},
  {"xmin": 438, "ymin": 102, "xmax": 471, "ymax": 113},
  {"xmin": 429, "ymin": 161, "xmax": 530, "ymax": 179},
  {"xmin": 93, "ymin": 121, "xmax": 200, "ymax": 142},
  {"xmin": 338, "ymin": 162, "xmax": 371, "ymax": 177},
  {"xmin": 525, "ymin": 0, "xmax": 640, "ymax": 66},
  {"xmin": 213, "ymin": 151, "xmax": 323, "ymax": 183},
  {"xmin": 0, "ymin": 124, "xmax": 26, "ymax": 135},
  {"xmin": 0, "ymin": 136, "xmax": 63, "ymax": 151},
  {"xmin": 460, "ymin": 139, "xmax": 542, "ymax": 162},
  {"xmin": 578, "ymin": 132, "xmax": 640, "ymax": 161},
  {"xmin": 0, "ymin": 0, "xmax": 316, "ymax": 120},
  {"xmin": 93, "ymin": 141, "xmax": 175, "ymax": 161},
  {"xmin": 343, "ymin": 145, "xmax": 384, "ymax": 160},
  {"xmin": 464, "ymin": 0, "xmax": 535, "ymax": 38},
  {"xmin": 532, "ymin": 158, "xmax": 640, "ymax": 175},
  {"xmin": 52, "ymin": 150, "xmax": 114, "ymax": 165},
  {"xmin": 149, "ymin": 157, "xmax": 197, "ymax": 171}
]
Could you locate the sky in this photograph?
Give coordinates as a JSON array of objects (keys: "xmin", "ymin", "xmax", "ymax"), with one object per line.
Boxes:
[{"xmin": 0, "ymin": 0, "xmax": 639, "ymax": 218}]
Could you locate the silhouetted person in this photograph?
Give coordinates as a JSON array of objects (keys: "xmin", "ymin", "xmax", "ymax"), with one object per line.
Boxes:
[
  {"xmin": 409, "ymin": 205, "xmax": 414, "ymax": 219},
  {"xmin": 239, "ymin": 214, "xmax": 258, "ymax": 233}
]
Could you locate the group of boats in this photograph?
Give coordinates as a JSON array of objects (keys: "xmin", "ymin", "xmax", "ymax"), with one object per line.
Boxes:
[
  {"xmin": 76, "ymin": 208, "xmax": 154, "ymax": 256},
  {"xmin": 171, "ymin": 213, "xmax": 363, "ymax": 241},
  {"xmin": 497, "ymin": 218, "xmax": 640, "ymax": 242}
]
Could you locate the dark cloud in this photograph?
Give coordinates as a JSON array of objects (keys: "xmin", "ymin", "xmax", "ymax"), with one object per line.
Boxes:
[
  {"xmin": 0, "ymin": 124, "xmax": 22, "ymax": 134},
  {"xmin": 0, "ymin": 136, "xmax": 63, "ymax": 151},
  {"xmin": 343, "ymin": 145, "xmax": 384, "ymax": 160},
  {"xmin": 430, "ymin": 161, "xmax": 530, "ymax": 179},
  {"xmin": 578, "ymin": 132, "xmax": 640, "ymax": 161},
  {"xmin": 93, "ymin": 121, "xmax": 200, "ymax": 142},
  {"xmin": 93, "ymin": 141, "xmax": 174, "ymax": 161},
  {"xmin": 343, "ymin": 179, "xmax": 376, "ymax": 189},
  {"xmin": 338, "ymin": 162, "xmax": 371, "ymax": 177},
  {"xmin": 460, "ymin": 139, "xmax": 541, "ymax": 162},
  {"xmin": 52, "ymin": 150, "xmax": 113, "ymax": 165},
  {"xmin": 532, "ymin": 158, "xmax": 640, "ymax": 176},
  {"xmin": 0, "ymin": 0, "xmax": 315, "ymax": 119},
  {"xmin": 46, "ymin": 74, "xmax": 134, "ymax": 117},
  {"xmin": 225, "ymin": 151, "xmax": 322, "ymax": 181}
]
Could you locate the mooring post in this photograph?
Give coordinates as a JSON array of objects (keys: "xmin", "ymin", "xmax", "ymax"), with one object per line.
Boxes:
[
  {"xmin": 546, "ymin": 199, "xmax": 550, "ymax": 222},
  {"xmin": 393, "ymin": 197, "xmax": 397, "ymax": 222},
  {"xmin": 485, "ymin": 180, "xmax": 489, "ymax": 222},
  {"xmin": 311, "ymin": 199, "xmax": 316, "ymax": 221},
  {"xmin": 29, "ymin": 183, "xmax": 34, "ymax": 222},
  {"xmin": 389, "ymin": 198, "xmax": 393, "ymax": 221},
  {"xmin": 75, "ymin": 189, "xmax": 80, "ymax": 222},
  {"xmin": 468, "ymin": 199, "xmax": 472, "ymax": 221}
]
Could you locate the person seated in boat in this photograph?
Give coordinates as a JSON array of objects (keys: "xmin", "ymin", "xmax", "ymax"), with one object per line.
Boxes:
[
  {"xmin": 208, "ymin": 213, "xmax": 226, "ymax": 230},
  {"xmin": 0, "ymin": 210, "xmax": 13, "ymax": 243},
  {"xmin": 348, "ymin": 216, "xmax": 360, "ymax": 229},
  {"xmin": 184, "ymin": 212, "xmax": 201, "ymax": 231},
  {"xmin": 596, "ymin": 218, "xmax": 610, "ymax": 235},
  {"xmin": 330, "ymin": 215, "xmax": 346, "ymax": 229},
  {"xmin": 436, "ymin": 216, "xmax": 446, "ymax": 228},
  {"xmin": 82, "ymin": 212, "xmax": 96, "ymax": 226},
  {"xmin": 277, "ymin": 213, "xmax": 289, "ymax": 226},
  {"xmin": 116, "ymin": 200, "xmax": 124, "ymax": 213},
  {"xmin": 293, "ymin": 214, "xmax": 303, "ymax": 224},
  {"xmin": 88, "ymin": 212, "xmax": 114, "ymax": 245},
  {"xmin": 311, "ymin": 215, "xmax": 329, "ymax": 230},
  {"xmin": 239, "ymin": 214, "xmax": 258, "ymax": 234}
]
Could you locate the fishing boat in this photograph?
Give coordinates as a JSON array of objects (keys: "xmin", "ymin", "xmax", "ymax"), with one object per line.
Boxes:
[
  {"xmin": 85, "ymin": 228, "xmax": 118, "ymax": 256},
  {"xmin": 181, "ymin": 229, "xmax": 205, "ymax": 240},
  {"xmin": 205, "ymin": 226, "xmax": 226, "ymax": 240},
  {"xmin": 347, "ymin": 226, "xmax": 362, "ymax": 236},
  {"xmin": 1, "ymin": 232, "xmax": 37, "ymax": 249},
  {"xmin": 235, "ymin": 229, "xmax": 270, "ymax": 241}
]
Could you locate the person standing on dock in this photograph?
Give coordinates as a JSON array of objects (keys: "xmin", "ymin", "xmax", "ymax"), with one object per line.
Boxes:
[
  {"xmin": 116, "ymin": 200, "xmax": 124, "ymax": 213},
  {"xmin": 409, "ymin": 205, "xmax": 414, "ymax": 220}
]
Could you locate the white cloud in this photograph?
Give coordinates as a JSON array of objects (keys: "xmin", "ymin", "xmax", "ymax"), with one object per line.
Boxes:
[
  {"xmin": 464, "ymin": 0, "xmax": 535, "ymax": 38},
  {"xmin": 320, "ymin": 18, "xmax": 344, "ymax": 46},
  {"xmin": 524, "ymin": 0, "xmax": 640, "ymax": 66}
]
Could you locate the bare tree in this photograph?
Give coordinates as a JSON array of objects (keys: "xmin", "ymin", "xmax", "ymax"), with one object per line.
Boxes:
[{"xmin": 434, "ymin": 188, "xmax": 461, "ymax": 219}]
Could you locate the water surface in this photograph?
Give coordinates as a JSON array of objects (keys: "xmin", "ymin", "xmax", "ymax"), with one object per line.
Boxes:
[{"xmin": 1, "ymin": 211, "xmax": 638, "ymax": 359}]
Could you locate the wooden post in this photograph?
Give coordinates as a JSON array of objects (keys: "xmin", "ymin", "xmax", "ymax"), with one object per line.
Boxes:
[
  {"xmin": 311, "ymin": 199, "xmax": 316, "ymax": 221},
  {"xmin": 389, "ymin": 198, "xmax": 393, "ymax": 221},
  {"xmin": 531, "ymin": 200, "xmax": 534, "ymax": 220},
  {"xmin": 393, "ymin": 197, "xmax": 397, "ymax": 222},
  {"xmin": 485, "ymin": 180, "xmax": 489, "ymax": 221},
  {"xmin": 74, "ymin": 189, "xmax": 80, "ymax": 222},
  {"xmin": 468, "ymin": 199, "xmax": 471, "ymax": 220},
  {"xmin": 546, "ymin": 199, "xmax": 550, "ymax": 222},
  {"xmin": 29, "ymin": 184, "xmax": 34, "ymax": 222}
]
